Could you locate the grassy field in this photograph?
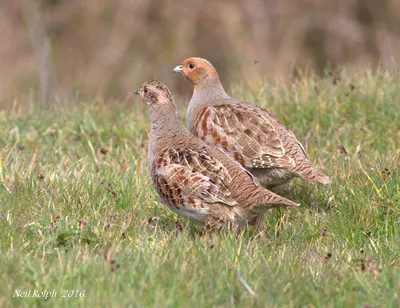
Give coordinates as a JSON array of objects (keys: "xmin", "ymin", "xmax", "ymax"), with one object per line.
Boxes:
[{"xmin": 0, "ymin": 71, "xmax": 399, "ymax": 307}]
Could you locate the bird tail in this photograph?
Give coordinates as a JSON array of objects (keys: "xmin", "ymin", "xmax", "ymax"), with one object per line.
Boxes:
[
  {"xmin": 299, "ymin": 167, "xmax": 330, "ymax": 185},
  {"xmin": 314, "ymin": 173, "xmax": 330, "ymax": 185},
  {"xmin": 252, "ymin": 187, "xmax": 300, "ymax": 208},
  {"xmin": 292, "ymin": 160, "xmax": 330, "ymax": 185}
]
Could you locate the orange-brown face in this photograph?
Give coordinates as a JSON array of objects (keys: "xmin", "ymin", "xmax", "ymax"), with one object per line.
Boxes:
[{"xmin": 173, "ymin": 57, "xmax": 218, "ymax": 86}]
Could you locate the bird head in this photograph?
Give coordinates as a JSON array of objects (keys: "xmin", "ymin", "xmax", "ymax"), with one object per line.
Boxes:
[
  {"xmin": 135, "ymin": 80, "xmax": 174, "ymax": 107},
  {"xmin": 173, "ymin": 57, "xmax": 219, "ymax": 87}
]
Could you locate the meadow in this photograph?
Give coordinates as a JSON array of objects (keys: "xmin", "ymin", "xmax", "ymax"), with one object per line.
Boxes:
[{"xmin": 0, "ymin": 70, "xmax": 399, "ymax": 307}]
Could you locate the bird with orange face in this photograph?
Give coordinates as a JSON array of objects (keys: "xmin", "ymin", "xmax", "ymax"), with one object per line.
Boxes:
[{"xmin": 173, "ymin": 57, "xmax": 330, "ymax": 188}]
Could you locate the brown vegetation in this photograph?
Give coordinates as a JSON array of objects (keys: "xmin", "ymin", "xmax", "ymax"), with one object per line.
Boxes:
[{"xmin": 0, "ymin": 0, "xmax": 399, "ymax": 101}]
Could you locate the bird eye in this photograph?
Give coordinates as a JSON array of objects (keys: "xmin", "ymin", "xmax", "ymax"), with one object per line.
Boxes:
[
  {"xmin": 189, "ymin": 63, "xmax": 195, "ymax": 69},
  {"xmin": 144, "ymin": 87, "xmax": 148, "ymax": 93}
]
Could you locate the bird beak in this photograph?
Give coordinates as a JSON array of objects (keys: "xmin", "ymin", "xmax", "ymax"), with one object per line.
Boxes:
[
  {"xmin": 173, "ymin": 65, "xmax": 183, "ymax": 74},
  {"xmin": 135, "ymin": 88, "xmax": 140, "ymax": 95}
]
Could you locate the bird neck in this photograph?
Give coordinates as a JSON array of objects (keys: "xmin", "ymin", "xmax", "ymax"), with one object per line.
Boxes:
[
  {"xmin": 149, "ymin": 103, "xmax": 189, "ymax": 141},
  {"xmin": 186, "ymin": 78, "xmax": 230, "ymax": 130},
  {"xmin": 193, "ymin": 77, "xmax": 229, "ymax": 98}
]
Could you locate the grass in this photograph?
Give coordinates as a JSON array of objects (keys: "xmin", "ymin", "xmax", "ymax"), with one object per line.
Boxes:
[{"xmin": 0, "ymin": 70, "xmax": 399, "ymax": 307}]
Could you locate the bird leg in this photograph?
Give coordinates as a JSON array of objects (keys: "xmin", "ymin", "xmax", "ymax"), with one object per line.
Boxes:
[{"xmin": 254, "ymin": 212, "xmax": 267, "ymax": 237}]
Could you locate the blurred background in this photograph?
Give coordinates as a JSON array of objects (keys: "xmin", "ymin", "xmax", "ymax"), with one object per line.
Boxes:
[{"xmin": 0, "ymin": 0, "xmax": 399, "ymax": 103}]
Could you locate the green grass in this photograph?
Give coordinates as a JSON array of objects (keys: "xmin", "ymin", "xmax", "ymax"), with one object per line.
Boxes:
[{"xmin": 0, "ymin": 70, "xmax": 399, "ymax": 307}]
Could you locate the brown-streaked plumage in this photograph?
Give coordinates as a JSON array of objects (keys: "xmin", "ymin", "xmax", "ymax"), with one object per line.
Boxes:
[
  {"xmin": 135, "ymin": 80, "xmax": 299, "ymax": 230},
  {"xmin": 173, "ymin": 57, "xmax": 330, "ymax": 188}
]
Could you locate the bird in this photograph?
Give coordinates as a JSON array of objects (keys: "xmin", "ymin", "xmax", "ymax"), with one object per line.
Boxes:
[
  {"xmin": 135, "ymin": 80, "xmax": 299, "ymax": 230},
  {"xmin": 173, "ymin": 57, "xmax": 330, "ymax": 188}
]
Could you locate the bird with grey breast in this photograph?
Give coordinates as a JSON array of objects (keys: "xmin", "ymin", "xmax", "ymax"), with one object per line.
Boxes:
[{"xmin": 173, "ymin": 57, "xmax": 330, "ymax": 188}]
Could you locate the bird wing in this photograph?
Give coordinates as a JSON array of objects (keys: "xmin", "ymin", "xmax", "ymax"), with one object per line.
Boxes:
[
  {"xmin": 192, "ymin": 102, "xmax": 296, "ymax": 169},
  {"xmin": 151, "ymin": 147, "xmax": 238, "ymax": 208}
]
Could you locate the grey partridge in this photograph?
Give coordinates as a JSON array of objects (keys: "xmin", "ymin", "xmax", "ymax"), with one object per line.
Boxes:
[
  {"xmin": 173, "ymin": 57, "xmax": 330, "ymax": 188},
  {"xmin": 135, "ymin": 80, "xmax": 299, "ymax": 230}
]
